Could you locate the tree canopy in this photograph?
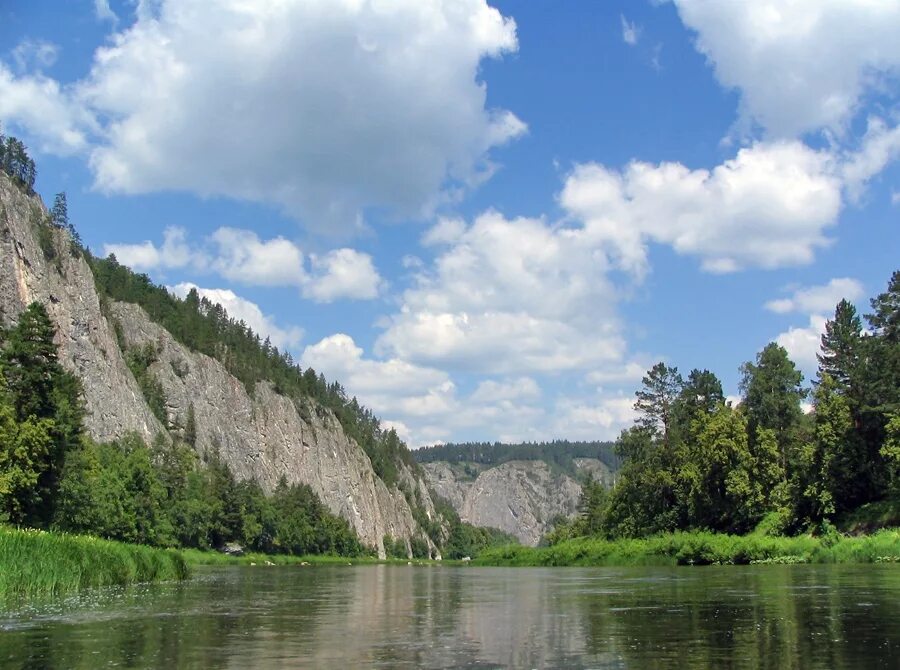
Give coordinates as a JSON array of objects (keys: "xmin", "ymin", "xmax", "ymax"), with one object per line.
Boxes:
[{"xmin": 550, "ymin": 269, "xmax": 900, "ymax": 543}]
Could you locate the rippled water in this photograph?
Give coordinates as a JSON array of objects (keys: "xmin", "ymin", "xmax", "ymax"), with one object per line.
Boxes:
[{"xmin": 2, "ymin": 564, "xmax": 899, "ymax": 668}]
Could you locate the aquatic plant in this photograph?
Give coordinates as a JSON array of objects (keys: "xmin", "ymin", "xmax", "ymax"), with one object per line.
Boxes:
[{"xmin": 0, "ymin": 526, "xmax": 189, "ymax": 602}]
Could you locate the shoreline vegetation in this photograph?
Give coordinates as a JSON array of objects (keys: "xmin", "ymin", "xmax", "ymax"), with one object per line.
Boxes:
[
  {"xmin": 179, "ymin": 547, "xmax": 440, "ymax": 567},
  {"xmin": 0, "ymin": 526, "xmax": 188, "ymax": 602},
  {"xmin": 473, "ymin": 529, "xmax": 900, "ymax": 567},
  {"xmin": 3, "ymin": 522, "xmax": 900, "ymax": 607},
  {"xmin": 0, "ymin": 525, "xmax": 451, "ymax": 605}
]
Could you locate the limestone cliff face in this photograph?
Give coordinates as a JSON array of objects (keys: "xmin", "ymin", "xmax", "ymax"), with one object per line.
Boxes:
[
  {"xmin": 0, "ymin": 173, "xmax": 439, "ymax": 558},
  {"xmin": 109, "ymin": 301, "xmax": 437, "ymax": 557},
  {"xmin": 422, "ymin": 458, "xmax": 612, "ymax": 546},
  {"xmin": 0, "ymin": 174, "xmax": 163, "ymax": 443}
]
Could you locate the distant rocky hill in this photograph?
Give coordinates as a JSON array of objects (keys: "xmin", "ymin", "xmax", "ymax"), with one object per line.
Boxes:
[
  {"xmin": 0, "ymin": 171, "xmax": 442, "ymax": 559},
  {"xmin": 420, "ymin": 451, "xmax": 616, "ymax": 546}
]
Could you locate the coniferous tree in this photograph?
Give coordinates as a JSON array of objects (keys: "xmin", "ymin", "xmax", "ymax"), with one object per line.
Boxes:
[
  {"xmin": 818, "ymin": 299, "xmax": 863, "ymax": 393},
  {"xmin": 0, "ymin": 303, "xmax": 83, "ymax": 524},
  {"xmin": 634, "ymin": 362, "xmax": 684, "ymax": 447},
  {"xmin": 868, "ymin": 271, "xmax": 900, "ymax": 343}
]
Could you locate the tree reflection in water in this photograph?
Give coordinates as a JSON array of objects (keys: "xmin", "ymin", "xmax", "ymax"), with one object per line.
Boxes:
[{"xmin": 1, "ymin": 564, "xmax": 899, "ymax": 669}]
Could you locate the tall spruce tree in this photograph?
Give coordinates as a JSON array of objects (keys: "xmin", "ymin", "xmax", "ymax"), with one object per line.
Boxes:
[
  {"xmin": 0, "ymin": 302, "xmax": 83, "ymax": 524},
  {"xmin": 818, "ymin": 299, "xmax": 863, "ymax": 394}
]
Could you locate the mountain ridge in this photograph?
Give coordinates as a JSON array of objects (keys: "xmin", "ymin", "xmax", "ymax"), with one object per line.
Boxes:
[{"xmin": 0, "ymin": 170, "xmax": 443, "ymax": 559}]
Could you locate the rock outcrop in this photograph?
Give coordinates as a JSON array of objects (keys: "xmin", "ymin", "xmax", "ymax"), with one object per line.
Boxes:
[
  {"xmin": 0, "ymin": 174, "xmax": 163, "ymax": 443},
  {"xmin": 422, "ymin": 458, "xmax": 612, "ymax": 546},
  {"xmin": 0, "ymin": 173, "xmax": 440, "ymax": 558}
]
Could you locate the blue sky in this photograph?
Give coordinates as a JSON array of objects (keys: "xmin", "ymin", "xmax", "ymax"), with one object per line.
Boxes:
[{"xmin": 2, "ymin": 0, "xmax": 898, "ymax": 446}]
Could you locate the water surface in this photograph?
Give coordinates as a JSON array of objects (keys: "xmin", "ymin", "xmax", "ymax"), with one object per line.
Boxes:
[{"xmin": 2, "ymin": 564, "xmax": 898, "ymax": 668}]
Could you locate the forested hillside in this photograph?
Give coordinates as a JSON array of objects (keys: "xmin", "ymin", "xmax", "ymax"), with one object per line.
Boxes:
[
  {"xmin": 88, "ymin": 253, "xmax": 417, "ymax": 488},
  {"xmin": 0, "ymin": 131, "xmax": 523, "ymax": 560}
]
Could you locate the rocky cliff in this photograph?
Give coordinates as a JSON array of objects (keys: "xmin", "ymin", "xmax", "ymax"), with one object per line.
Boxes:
[
  {"xmin": 422, "ymin": 458, "xmax": 612, "ymax": 546},
  {"xmin": 0, "ymin": 173, "xmax": 440, "ymax": 558}
]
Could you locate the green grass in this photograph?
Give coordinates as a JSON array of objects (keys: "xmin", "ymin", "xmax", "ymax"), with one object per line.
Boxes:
[
  {"xmin": 0, "ymin": 526, "xmax": 189, "ymax": 602},
  {"xmin": 473, "ymin": 529, "xmax": 900, "ymax": 567},
  {"xmin": 180, "ymin": 548, "xmax": 439, "ymax": 567},
  {"xmin": 837, "ymin": 498, "xmax": 900, "ymax": 534}
]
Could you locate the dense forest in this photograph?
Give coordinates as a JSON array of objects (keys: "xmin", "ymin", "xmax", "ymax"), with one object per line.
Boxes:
[
  {"xmin": 87, "ymin": 253, "xmax": 417, "ymax": 489},
  {"xmin": 552, "ymin": 272, "xmax": 900, "ymax": 543},
  {"xmin": 0, "ymin": 302, "xmax": 366, "ymax": 556},
  {"xmin": 414, "ymin": 440, "xmax": 621, "ymax": 477}
]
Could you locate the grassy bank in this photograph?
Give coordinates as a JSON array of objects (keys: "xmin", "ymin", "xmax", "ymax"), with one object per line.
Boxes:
[
  {"xmin": 180, "ymin": 548, "xmax": 441, "ymax": 567},
  {"xmin": 473, "ymin": 530, "xmax": 900, "ymax": 567},
  {"xmin": 0, "ymin": 527, "xmax": 189, "ymax": 602}
]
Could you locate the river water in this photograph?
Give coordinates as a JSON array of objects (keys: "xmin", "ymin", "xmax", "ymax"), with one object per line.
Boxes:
[{"xmin": 1, "ymin": 564, "xmax": 898, "ymax": 668}]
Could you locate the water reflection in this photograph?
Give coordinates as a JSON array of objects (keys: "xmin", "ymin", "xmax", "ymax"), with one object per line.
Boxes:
[{"xmin": 1, "ymin": 564, "xmax": 898, "ymax": 668}]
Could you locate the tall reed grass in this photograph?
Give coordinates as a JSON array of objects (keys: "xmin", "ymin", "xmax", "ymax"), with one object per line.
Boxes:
[
  {"xmin": 0, "ymin": 526, "xmax": 189, "ymax": 602},
  {"xmin": 473, "ymin": 530, "xmax": 900, "ymax": 567}
]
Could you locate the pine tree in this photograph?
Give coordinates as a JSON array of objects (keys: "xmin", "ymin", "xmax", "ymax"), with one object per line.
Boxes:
[
  {"xmin": 51, "ymin": 192, "xmax": 69, "ymax": 228},
  {"xmin": 634, "ymin": 362, "xmax": 684, "ymax": 447},
  {"xmin": 672, "ymin": 368, "xmax": 724, "ymax": 442}
]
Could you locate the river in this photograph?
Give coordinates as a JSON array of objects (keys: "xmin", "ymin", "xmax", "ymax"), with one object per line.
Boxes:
[{"xmin": 1, "ymin": 564, "xmax": 898, "ymax": 668}]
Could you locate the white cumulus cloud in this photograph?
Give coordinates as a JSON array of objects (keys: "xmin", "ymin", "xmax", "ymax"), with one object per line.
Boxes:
[
  {"xmin": 105, "ymin": 226, "xmax": 384, "ymax": 302},
  {"xmin": 377, "ymin": 210, "xmax": 626, "ymax": 374},
  {"xmin": 209, "ymin": 228, "xmax": 306, "ymax": 287},
  {"xmin": 775, "ymin": 314, "xmax": 828, "ymax": 374},
  {"xmin": 560, "ymin": 141, "xmax": 843, "ymax": 276},
  {"xmin": 4, "ymin": 0, "xmax": 524, "ymax": 233},
  {"xmin": 0, "ymin": 64, "xmax": 92, "ymax": 155},
  {"xmin": 104, "ymin": 226, "xmax": 196, "ymax": 271},
  {"xmin": 670, "ymin": 0, "xmax": 900, "ymax": 137},
  {"xmin": 306, "ymin": 249, "xmax": 384, "ymax": 303},
  {"xmin": 765, "ymin": 278, "xmax": 864, "ymax": 315}
]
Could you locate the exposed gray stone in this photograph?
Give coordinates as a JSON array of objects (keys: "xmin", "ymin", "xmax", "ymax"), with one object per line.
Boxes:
[
  {"xmin": 422, "ymin": 459, "xmax": 601, "ymax": 546},
  {"xmin": 0, "ymin": 172, "xmax": 441, "ymax": 559},
  {"xmin": 0, "ymin": 173, "xmax": 162, "ymax": 443}
]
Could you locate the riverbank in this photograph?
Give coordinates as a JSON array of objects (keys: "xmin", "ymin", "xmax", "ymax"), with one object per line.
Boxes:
[
  {"xmin": 180, "ymin": 548, "xmax": 444, "ymax": 567},
  {"xmin": 473, "ymin": 529, "xmax": 900, "ymax": 567},
  {"xmin": 0, "ymin": 527, "xmax": 189, "ymax": 602}
]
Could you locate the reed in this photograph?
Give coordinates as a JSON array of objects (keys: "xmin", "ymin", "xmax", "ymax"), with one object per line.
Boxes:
[
  {"xmin": 473, "ymin": 530, "xmax": 900, "ymax": 567},
  {"xmin": 0, "ymin": 526, "xmax": 189, "ymax": 602}
]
